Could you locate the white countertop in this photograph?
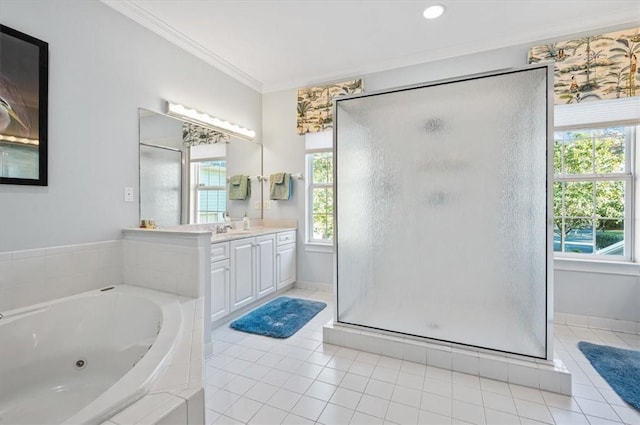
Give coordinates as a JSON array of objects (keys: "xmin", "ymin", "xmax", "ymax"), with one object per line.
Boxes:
[
  {"xmin": 209, "ymin": 225, "xmax": 296, "ymax": 242},
  {"xmin": 123, "ymin": 223, "xmax": 296, "ymax": 243}
]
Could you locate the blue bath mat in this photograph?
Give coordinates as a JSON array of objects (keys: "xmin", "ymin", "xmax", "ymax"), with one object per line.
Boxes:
[
  {"xmin": 230, "ymin": 297, "xmax": 327, "ymax": 338},
  {"xmin": 578, "ymin": 341, "xmax": 640, "ymax": 410}
]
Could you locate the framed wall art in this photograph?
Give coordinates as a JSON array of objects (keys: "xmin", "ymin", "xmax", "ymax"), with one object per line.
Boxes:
[{"xmin": 0, "ymin": 24, "xmax": 48, "ymax": 186}]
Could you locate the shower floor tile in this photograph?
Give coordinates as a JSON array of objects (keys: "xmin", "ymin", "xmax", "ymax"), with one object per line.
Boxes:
[{"xmin": 206, "ymin": 288, "xmax": 639, "ymax": 424}]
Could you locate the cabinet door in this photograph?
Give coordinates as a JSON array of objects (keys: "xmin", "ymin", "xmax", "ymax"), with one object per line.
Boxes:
[
  {"xmin": 276, "ymin": 243, "xmax": 296, "ymax": 289},
  {"xmin": 230, "ymin": 238, "xmax": 255, "ymax": 311},
  {"xmin": 256, "ymin": 234, "xmax": 276, "ymax": 298},
  {"xmin": 211, "ymin": 259, "xmax": 229, "ymax": 322}
]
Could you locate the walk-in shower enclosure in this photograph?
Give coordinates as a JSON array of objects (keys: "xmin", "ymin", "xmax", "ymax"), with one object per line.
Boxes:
[{"xmin": 334, "ymin": 65, "xmax": 553, "ymax": 360}]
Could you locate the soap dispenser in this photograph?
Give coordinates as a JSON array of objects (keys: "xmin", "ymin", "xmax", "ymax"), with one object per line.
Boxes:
[{"xmin": 242, "ymin": 212, "xmax": 250, "ymax": 230}]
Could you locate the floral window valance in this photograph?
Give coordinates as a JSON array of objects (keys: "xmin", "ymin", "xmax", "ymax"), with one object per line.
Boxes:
[
  {"xmin": 182, "ymin": 122, "xmax": 229, "ymax": 147},
  {"xmin": 528, "ymin": 27, "xmax": 640, "ymax": 104},
  {"xmin": 297, "ymin": 79, "xmax": 363, "ymax": 135}
]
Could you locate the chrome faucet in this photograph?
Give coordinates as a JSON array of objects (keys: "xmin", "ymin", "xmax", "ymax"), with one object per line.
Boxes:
[{"xmin": 215, "ymin": 224, "xmax": 234, "ymax": 234}]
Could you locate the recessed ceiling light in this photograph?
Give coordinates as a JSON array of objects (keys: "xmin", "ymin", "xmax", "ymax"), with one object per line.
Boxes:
[{"xmin": 423, "ymin": 4, "xmax": 445, "ymax": 19}]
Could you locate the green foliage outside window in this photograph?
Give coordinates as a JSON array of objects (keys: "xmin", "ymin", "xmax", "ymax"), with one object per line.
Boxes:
[
  {"xmin": 310, "ymin": 152, "xmax": 334, "ymax": 241},
  {"xmin": 553, "ymin": 127, "xmax": 626, "ymax": 255}
]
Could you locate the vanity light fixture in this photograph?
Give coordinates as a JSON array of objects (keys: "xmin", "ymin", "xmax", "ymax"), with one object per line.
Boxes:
[
  {"xmin": 166, "ymin": 101, "xmax": 256, "ymax": 141},
  {"xmin": 423, "ymin": 4, "xmax": 445, "ymax": 19}
]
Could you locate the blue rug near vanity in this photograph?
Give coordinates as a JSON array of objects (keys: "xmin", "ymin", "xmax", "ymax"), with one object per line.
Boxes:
[
  {"xmin": 578, "ymin": 341, "xmax": 640, "ymax": 410},
  {"xmin": 230, "ymin": 297, "xmax": 327, "ymax": 338}
]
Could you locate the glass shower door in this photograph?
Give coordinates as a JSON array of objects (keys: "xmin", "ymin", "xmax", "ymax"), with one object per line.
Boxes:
[
  {"xmin": 140, "ymin": 144, "xmax": 182, "ymax": 227},
  {"xmin": 335, "ymin": 66, "xmax": 551, "ymax": 359}
]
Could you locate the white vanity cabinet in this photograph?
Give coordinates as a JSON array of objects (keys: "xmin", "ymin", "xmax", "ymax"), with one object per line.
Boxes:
[
  {"xmin": 276, "ymin": 231, "xmax": 296, "ymax": 289},
  {"xmin": 256, "ymin": 235, "xmax": 276, "ymax": 298},
  {"xmin": 210, "ymin": 242, "xmax": 230, "ymax": 322},
  {"xmin": 229, "ymin": 238, "xmax": 256, "ymax": 311},
  {"xmin": 229, "ymin": 233, "xmax": 276, "ymax": 312},
  {"xmin": 211, "ymin": 229, "xmax": 295, "ymax": 322}
]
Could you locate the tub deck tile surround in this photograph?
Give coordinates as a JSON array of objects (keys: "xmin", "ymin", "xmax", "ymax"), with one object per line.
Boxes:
[
  {"xmin": 0, "ymin": 240, "xmax": 123, "ymax": 311},
  {"xmin": 205, "ymin": 288, "xmax": 640, "ymax": 425},
  {"xmin": 1, "ymin": 239, "xmax": 206, "ymax": 424},
  {"xmin": 107, "ymin": 296, "xmax": 205, "ymax": 425}
]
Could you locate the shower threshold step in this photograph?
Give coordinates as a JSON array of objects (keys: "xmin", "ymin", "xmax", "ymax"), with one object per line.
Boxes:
[{"xmin": 323, "ymin": 321, "xmax": 571, "ymax": 395}]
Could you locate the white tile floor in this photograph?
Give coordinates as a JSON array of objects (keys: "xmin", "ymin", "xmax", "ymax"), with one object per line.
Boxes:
[{"xmin": 205, "ymin": 288, "xmax": 640, "ymax": 425}]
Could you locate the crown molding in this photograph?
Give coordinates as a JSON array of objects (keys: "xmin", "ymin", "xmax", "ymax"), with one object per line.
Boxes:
[
  {"xmin": 101, "ymin": 0, "xmax": 263, "ymax": 93},
  {"xmin": 263, "ymin": 17, "xmax": 639, "ymax": 93},
  {"xmin": 102, "ymin": 0, "xmax": 636, "ymax": 95}
]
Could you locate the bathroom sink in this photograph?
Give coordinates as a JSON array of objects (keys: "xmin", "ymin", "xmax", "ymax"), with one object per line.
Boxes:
[{"xmin": 213, "ymin": 230, "xmax": 254, "ymax": 238}]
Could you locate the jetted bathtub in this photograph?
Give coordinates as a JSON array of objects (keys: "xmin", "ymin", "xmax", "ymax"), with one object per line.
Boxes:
[{"xmin": 0, "ymin": 285, "xmax": 183, "ymax": 425}]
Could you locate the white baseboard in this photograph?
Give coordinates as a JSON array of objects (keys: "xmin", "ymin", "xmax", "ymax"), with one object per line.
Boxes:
[
  {"xmin": 295, "ymin": 280, "xmax": 332, "ymax": 292},
  {"xmin": 555, "ymin": 312, "xmax": 640, "ymax": 335}
]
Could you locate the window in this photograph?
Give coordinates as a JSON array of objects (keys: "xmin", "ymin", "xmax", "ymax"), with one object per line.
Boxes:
[
  {"xmin": 553, "ymin": 126, "xmax": 634, "ymax": 259},
  {"xmin": 192, "ymin": 159, "xmax": 226, "ymax": 223},
  {"xmin": 306, "ymin": 151, "xmax": 334, "ymax": 243}
]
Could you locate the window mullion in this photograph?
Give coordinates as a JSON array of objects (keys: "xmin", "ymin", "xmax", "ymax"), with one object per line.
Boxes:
[
  {"xmin": 555, "ymin": 173, "xmax": 631, "ymax": 182},
  {"xmin": 197, "ymin": 185, "xmax": 225, "ymax": 191}
]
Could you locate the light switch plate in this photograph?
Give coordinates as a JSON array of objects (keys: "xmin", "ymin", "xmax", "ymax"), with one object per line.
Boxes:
[{"xmin": 124, "ymin": 187, "xmax": 134, "ymax": 202}]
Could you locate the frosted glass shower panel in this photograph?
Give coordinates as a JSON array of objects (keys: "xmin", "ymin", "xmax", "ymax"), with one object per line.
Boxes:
[
  {"xmin": 140, "ymin": 145, "xmax": 182, "ymax": 227},
  {"xmin": 335, "ymin": 68, "xmax": 549, "ymax": 358}
]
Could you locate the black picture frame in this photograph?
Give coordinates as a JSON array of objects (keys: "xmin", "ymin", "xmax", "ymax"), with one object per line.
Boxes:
[{"xmin": 0, "ymin": 24, "xmax": 48, "ymax": 186}]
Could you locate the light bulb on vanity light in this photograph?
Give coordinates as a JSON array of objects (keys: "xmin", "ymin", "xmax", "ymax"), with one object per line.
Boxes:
[
  {"xmin": 423, "ymin": 4, "xmax": 445, "ymax": 19},
  {"xmin": 166, "ymin": 101, "xmax": 256, "ymax": 141}
]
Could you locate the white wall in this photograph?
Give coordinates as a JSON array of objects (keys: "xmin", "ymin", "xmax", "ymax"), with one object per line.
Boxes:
[
  {"xmin": 262, "ymin": 90, "xmax": 334, "ymax": 286},
  {"xmin": 0, "ymin": 0, "xmax": 261, "ymax": 252},
  {"xmin": 262, "ymin": 23, "xmax": 640, "ymax": 323},
  {"xmin": 555, "ymin": 269, "xmax": 639, "ymax": 323}
]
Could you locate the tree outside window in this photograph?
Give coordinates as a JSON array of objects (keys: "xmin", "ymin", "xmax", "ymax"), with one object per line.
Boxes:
[
  {"xmin": 553, "ymin": 126, "xmax": 630, "ymax": 257},
  {"xmin": 308, "ymin": 151, "xmax": 334, "ymax": 242}
]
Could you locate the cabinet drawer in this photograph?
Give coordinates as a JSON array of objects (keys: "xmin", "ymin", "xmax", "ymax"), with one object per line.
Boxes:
[
  {"xmin": 276, "ymin": 231, "xmax": 296, "ymax": 246},
  {"xmin": 211, "ymin": 242, "xmax": 230, "ymax": 262}
]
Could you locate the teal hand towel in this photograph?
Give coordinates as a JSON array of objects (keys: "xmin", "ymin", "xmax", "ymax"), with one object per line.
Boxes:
[
  {"xmin": 269, "ymin": 172, "xmax": 291, "ymax": 200},
  {"xmin": 229, "ymin": 175, "xmax": 250, "ymax": 200}
]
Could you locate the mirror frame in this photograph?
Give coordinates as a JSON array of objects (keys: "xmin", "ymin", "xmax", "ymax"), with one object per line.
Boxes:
[{"xmin": 0, "ymin": 25, "xmax": 49, "ymax": 186}]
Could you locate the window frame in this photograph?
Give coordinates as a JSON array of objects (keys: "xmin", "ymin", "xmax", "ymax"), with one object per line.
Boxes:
[
  {"xmin": 191, "ymin": 157, "xmax": 227, "ymax": 224},
  {"xmin": 553, "ymin": 125, "xmax": 636, "ymax": 262},
  {"xmin": 305, "ymin": 148, "xmax": 334, "ymax": 251}
]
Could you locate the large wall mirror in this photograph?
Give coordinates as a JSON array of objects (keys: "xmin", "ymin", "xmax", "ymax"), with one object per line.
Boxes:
[{"xmin": 138, "ymin": 108, "xmax": 262, "ymax": 227}]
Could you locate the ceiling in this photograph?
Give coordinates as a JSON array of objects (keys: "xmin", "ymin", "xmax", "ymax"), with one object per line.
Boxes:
[{"xmin": 103, "ymin": 0, "xmax": 639, "ymax": 93}]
